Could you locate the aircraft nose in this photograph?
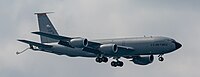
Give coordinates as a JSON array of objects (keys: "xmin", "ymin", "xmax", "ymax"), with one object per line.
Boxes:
[{"xmin": 174, "ymin": 42, "xmax": 182, "ymax": 49}]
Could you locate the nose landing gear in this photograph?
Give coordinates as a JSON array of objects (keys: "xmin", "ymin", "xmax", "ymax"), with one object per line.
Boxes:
[{"xmin": 158, "ymin": 55, "xmax": 164, "ymax": 61}]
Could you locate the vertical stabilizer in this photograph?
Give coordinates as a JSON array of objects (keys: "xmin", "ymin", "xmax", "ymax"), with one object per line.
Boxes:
[{"xmin": 35, "ymin": 12, "xmax": 59, "ymax": 43}]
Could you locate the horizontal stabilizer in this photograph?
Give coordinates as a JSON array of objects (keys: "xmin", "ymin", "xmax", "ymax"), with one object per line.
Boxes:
[
  {"xmin": 18, "ymin": 39, "xmax": 52, "ymax": 48},
  {"xmin": 32, "ymin": 32, "xmax": 72, "ymax": 41}
]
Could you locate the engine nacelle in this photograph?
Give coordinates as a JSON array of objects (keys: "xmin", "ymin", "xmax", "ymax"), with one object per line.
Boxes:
[
  {"xmin": 69, "ymin": 38, "xmax": 88, "ymax": 48},
  {"xmin": 99, "ymin": 44, "xmax": 118, "ymax": 54},
  {"xmin": 131, "ymin": 55, "xmax": 154, "ymax": 65}
]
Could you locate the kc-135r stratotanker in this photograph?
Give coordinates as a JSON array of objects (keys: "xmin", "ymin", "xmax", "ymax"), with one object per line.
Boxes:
[{"xmin": 17, "ymin": 13, "xmax": 182, "ymax": 67}]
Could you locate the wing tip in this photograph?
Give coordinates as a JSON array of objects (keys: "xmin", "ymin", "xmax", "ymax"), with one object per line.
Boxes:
[
  {"xmin": 17, "ymin": 39, "xmax": 25, "ymax": 42},
  {"xmin": 31, "ymin": 31, "xmax": 40, "ymax": 34},
  {"xmin": 34, "ymin": 12, "xmax": 54, "ymax": 15}
]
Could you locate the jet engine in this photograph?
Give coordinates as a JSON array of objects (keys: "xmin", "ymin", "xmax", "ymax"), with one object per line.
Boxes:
[
  {"xmin": 131, "ymin": 55, "xmax": 154, "ymax": 65},
  {"xmin": 99, "ymin": 44, "xmax": 118, "ymax": 54},
  {"xmin": 69, "ymin": 38, "xmax": 88, "ymax": 48}
]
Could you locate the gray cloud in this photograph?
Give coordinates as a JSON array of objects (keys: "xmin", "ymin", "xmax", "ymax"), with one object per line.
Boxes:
[{"xmin": 0, "ymin": 0, "xmax": 200, "ymax": 77}]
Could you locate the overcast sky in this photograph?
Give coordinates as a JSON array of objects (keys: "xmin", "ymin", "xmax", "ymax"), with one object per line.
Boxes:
[{"xmin": 0, "ymin": 0, "xmax": 200, "ymax": 77}]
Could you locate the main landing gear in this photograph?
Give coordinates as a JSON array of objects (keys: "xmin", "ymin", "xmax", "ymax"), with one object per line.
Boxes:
[
  {"xmin": 111, "ymin": 57, "xmax": 124, "ymax": 67},
  {"xmin": 95, "ymin": 57, "xmax": 108, "ymax": 63},
  {"xmin": 111, "ymin": 60, "xmax": 123, "ymax": 67},
  {"xmin": 158, "ymin": 54, "xmax": 164, "ymax": 61},
  {"xmin": 95, "ymin": 56, "xmax": 124, "ymax": 67}
]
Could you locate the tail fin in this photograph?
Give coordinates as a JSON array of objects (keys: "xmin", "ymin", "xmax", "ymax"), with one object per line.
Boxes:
[{"xmin": 35, "ymin": 12, "xmax": 59, "ymax": 43}]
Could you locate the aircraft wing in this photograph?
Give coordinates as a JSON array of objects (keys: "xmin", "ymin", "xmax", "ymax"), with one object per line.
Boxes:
[
  {"xmin": 32, "ymin": 31, "xmax": 134, "ymax": 54},
  {"xmin": 82, "ymin": 47, "xmax": 101, "ymax": 54},
  {"xmin": 32, "ymin": 32, "xmax": 101, "ymax": 48},
  {"xmin": 18, "ymin": 39, "xmax": 53, "ymax": 48}
]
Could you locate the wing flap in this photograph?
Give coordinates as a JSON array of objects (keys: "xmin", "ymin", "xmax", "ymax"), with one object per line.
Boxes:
[{"xmin": 82, "ymin": 47, "xmax": 101, "ymax": 54}]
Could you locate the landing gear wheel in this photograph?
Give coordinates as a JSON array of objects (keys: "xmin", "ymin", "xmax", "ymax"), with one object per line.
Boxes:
[
  {"xmin": 95, "ymin": 57, "xmax": 102, "ymax": 63},
  {"xmin": 111, "ymin": 61, "xmax": 124, "ymax": 67},
  {"xmin": 118, "ymin": 61, "xmax": 124, "ymax": 67},
  {"xmin": 111, "ymin": 61, "xmax": 117, "ymax": 67},
  {"xmin": 102, "ymin": 57, "xmax": 108, "ymax": 63},
  {"xmin": 158, "ymin": 57, "xmax": 164, "ymax": 61}
]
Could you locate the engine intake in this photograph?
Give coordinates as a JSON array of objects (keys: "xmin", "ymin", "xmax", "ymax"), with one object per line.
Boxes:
[
  {"xmin": 131, "ymin": 55, "xmax": 154, "ymax": 65},
  {"xmin": 69, "ymin": 38, "xmax": 88, "ymax": 48},
  {"xmin": 99, "ymin": 44, "xmax": 118, "ymax": 54}
]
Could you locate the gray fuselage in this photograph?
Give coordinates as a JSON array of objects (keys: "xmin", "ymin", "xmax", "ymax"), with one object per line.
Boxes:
[{"xmin": 42, "ymin": 36, "xmax": 180, "ymax": 58}]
